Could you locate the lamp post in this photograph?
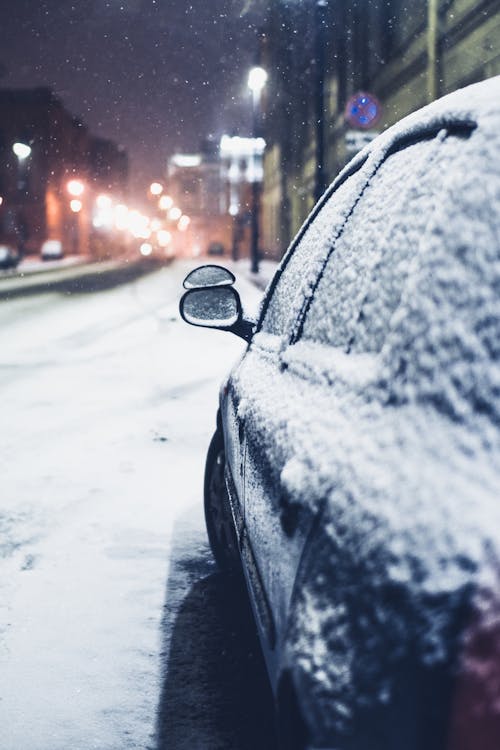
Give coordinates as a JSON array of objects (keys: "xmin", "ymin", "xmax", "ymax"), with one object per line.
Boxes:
[
  {"xmin": 67, "ymin": 179, "xmax": 85, "ymax": 255},
  {"xmin": 12, "ymin": 142, "xmax": 32, "ymax": 258},
  {"xmin": 150, "ymin": 182, "xmax": 163, "ymax": 197},
  {"xmin": 248, "ymin": 65, "xmax": 267, "ymax": 274}
]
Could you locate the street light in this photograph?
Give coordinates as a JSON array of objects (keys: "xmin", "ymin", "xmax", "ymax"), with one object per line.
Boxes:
[
  {"xmin": 159, "ymin": 194, "xmax": 173, "ymax": 211},
  {"xmin": 248, "ymin": 67, "xmax": 268, "ymax": 101},
  {"xmin": 178, "ymin": 215, "xmax": 190, "ymax": 232},
  {"xmin": 66, "ymin": 181, "xmax": 85, "ymax": 255},
  {"xmin": 12, "ymin": 142, "xmax": 32, "ymax": 257},
  {"xmin": 67, "ymin": 179, "xmax": 85, "ymax": 197},
  {"xmin": 247, "ymin": 66, "xmax": 267, "ymax": 274},
  {"xmin": 168, "ymin": 206, "xmax": 182, "ymax": 221},
  {"xmin": 12, "ymin": 142, "xmax": 32, "ymax": 160},
  {"xmin": 70, "ymin": 199, "xmax": 82, "ymax": 213},
  {"xmin": 150, "ymin": 182, "xmax": 163, "ymax": 196}
]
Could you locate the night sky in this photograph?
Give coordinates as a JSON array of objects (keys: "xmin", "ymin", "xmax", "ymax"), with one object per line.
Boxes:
[{"xmin": 0, "ymin": 0, "xmax": 262, "ymax": 196}]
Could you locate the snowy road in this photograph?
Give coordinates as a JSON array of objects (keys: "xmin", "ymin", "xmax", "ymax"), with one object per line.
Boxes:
[{"xmin": 0, "ymin": 262, "xmax": 275, "ymax": 749}]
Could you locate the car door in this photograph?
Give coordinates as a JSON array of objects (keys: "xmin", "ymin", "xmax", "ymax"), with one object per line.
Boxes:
[
  {"xmin": 239, "ymin": 121, "xmax": 476, "ymax": 682},
  {"xmin": 221, "ymin": 361, "xmax": 247, "ymax": 538},
  {"xmin": 236, "ymin": 151, "xmax": 373, "ymax": 677}
]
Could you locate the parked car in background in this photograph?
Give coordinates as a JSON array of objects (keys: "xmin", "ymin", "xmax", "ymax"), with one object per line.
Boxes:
[
  {"xmin": 0, "ymin": 244, "xmax": 20, "ymax": 270},
  {"xmin": 207, "ymin": 241, "xmax": 225, "ymax": 257},
  {"xmin": 180, "ymin": 77, "xmax": 500, "ymax": 750},
  {"xmin": 40, "ymin": 239, "xmax": 63, "ymax": 261}
]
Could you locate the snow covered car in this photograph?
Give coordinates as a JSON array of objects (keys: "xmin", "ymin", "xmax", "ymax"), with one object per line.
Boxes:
[
  {"xmin": 40, "ymin": 239, "xmax": 64, "ymax": 260},
  {"xmin": 179, "ymin": 76, "xmax": 500, "ymax": 750},
  {"xmin": 0, "ymin": 244, "xmax": 20, "ymax": 270}
]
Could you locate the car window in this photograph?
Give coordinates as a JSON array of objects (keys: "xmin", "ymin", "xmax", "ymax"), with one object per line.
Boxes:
[
  {"xmin": 260, "ymin": 157, "xmax": 369, "ymax": 337},
  {"xmin": 348, "ymin": 133, "xmax": 476, "ymax": 355},
  {"xmin": 381, "ymin": 123, "xmax": 500, "ymax": 423},
  {"xmin": 298, "ymin": 133, "xmax": 451, "ymax": 349}
]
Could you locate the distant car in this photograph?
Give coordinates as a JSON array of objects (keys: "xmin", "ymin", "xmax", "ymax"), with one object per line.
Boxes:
[
  {"xmin": 207, "ymin": 241, "xmax": 225, "ymax": 256},
  {"xmin": 0, "ymin": 244, "xmax": 20, "ymax": 270},
  {"xmin": 180, "ymin": 77, "xmax": 500, "ymax": 750},
  {"xmin": 40, "ymin": 239, "xmax": 63, "ymax": 260}
]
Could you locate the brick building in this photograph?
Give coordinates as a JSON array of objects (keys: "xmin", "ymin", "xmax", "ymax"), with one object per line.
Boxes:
[{"xmin": 0, "ymin": 87, "xmax": 127, "ymax": 258}]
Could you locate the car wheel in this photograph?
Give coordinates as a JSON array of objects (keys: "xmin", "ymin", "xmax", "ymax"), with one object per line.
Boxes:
[
  {"xmin": 276, "ymin": 670, "xmax": 309, "ymax": 750},
  {"xmin": 204, "ymin": 430, "xmax": 240, "ymax": 573}
]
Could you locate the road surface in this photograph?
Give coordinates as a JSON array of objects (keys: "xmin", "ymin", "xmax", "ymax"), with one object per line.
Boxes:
[{"xmin": 0, "ymin": 261, "xmax": 275, "ymax": 750}]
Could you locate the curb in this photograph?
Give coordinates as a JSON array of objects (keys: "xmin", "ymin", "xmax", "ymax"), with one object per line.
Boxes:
[{"xmin": 0, "ymin": 257, "xmax": 166, "ymax": 301}]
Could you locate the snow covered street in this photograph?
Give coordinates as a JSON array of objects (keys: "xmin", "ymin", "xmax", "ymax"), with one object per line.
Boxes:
[{"xmin": 0, "ymin": 261, "xmax": 274, "ymax": 749}]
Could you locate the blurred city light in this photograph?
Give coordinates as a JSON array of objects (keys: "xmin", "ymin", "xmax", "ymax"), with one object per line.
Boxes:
[
  {"xmin": 140, "ymin": 242, "xmax": 153, "ymax": 256},
  {"xmin": 12, "ymin": 142, "xmax": 32, "ymax": 160},
  {"xmin": 67, "ymin": 179, "xmax": 85, "ymax": 197},
  {"xmin": 0, "ymin": 197, "xmax": 3, "ymax": 206},
  {"xmin": 128, "ymin": 210, "xmax": 151, "ymax": 239},
  {"xmin": 114, "ymin": 204, "xmax": 129, "ymax": 230},
  {"xmin": 159, "ymin": 194, "xmax": 173, "ymax": 211},
  {"xmin": 150, "ymin": 182, "xmax": 163, "ymax": 196},
  {"xmin": 96, "ymin": 194, "xmax": 112, "ymax": 208},
  {"xmin": 168, "ymin": 206, "xmax": 182, "ymax": 221},
  {"xmin": 220, "ymin": 134, "xmax": 266, "ymax": 158},
  {"xmin": 157, "ymin": 230, "xmax": 172, "ymax": 247},
  {"xmin": 70, "ymin": 199, "xmax": 82, "ymax": 213},
  {"xmin": 93, "ymin": 195, "xmax": 114, "ymax": 229},
  {"xmin": 170, "ymin": 154, "xmax": 201, "ymax": 168},
  {"xmin": 248, "ymin": 66, "xmax": 268, "ymax": 95},
  {"xmin": 178, "ymin": 215, "xmax": 190, "ymax": 232}
]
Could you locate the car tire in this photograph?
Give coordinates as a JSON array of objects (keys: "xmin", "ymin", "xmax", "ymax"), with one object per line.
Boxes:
[
  {"xmin": 204, "ymin": 430, "xmax": 241, "ymax": 573},
  {"xmin": 276, "ymin": 670, "xmax": 309, "ymax": 750}
]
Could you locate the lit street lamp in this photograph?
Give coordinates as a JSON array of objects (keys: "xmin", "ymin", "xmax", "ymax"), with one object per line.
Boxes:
[
  {"xmin": 12, "ymin": 142, "xmax": 32, "ymax": 160},
  {"xmin": 168, "ymin": 206, "xmax": 182, "ymax": 222},
  {"xmin": 70, "ymin": 199, "xmax": 82, "ymax": 213},
  {"xmin": 158, "ymin": 195, "xmax": 174, "ymax": 211},
  {"xmin": 67, "ymin": 179, "xmax": 85, "ymax": 197},
  {"xmin": 248, "ymin": 66, "xmax": 268, "ymax": 102},
  {"xmin": 66, "ymin": 180, "xmax": 85, "ymax": 255},
  {"xmin": 247, "ymin": 66, "xmax": 268, "ymax": 274},
  {"xmin": 159, "ymin": 194, "xmax": 173, "ymax": 211},
  {"xmin": 150, "ymin": 182, "xmax": 163, "ymax": 196},
  {"xmin": 12, "ymin": 142, "xmax": 32, "ymax": 257}
]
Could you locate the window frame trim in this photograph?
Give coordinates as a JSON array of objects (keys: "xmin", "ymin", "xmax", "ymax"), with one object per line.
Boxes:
[{"xmin": 288, "ymin": 120, "xmax": 476, "ymax": 348}]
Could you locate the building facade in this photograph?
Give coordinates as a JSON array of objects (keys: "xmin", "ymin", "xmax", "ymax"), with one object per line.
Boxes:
[
  {"xmin": 166, "ymin": 137, "xmax": 265, "ymax": 260},
  {"xmin": 260, "ymin": 0, "xmax": 500, "ymax": 258},
  {"xmin": 166, "ymin": 140, "xmax": 231, "ymax": 258},
  {"xmin": 0, "ymin": 88, "xmax": 128, "ymax": 258}
]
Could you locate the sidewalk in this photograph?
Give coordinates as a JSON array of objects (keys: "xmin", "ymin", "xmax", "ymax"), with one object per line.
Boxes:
[
  {"xmin": 0, "ymin": 256, "xmax": 164, "ymax": 301},
  {"xmin": 227, "ymin": 257, "xmax": 280, "ymax": 293},
  {"xmin": 0, "ymin": 254, "xmax": 280, "ymax": 302}
]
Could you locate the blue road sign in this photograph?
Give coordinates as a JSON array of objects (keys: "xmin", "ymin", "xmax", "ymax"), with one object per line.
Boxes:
[{"xmin": 345, "ymin": 92, "xmax": 382, "ymax": 130}]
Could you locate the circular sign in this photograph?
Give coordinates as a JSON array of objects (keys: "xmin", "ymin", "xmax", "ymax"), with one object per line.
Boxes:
[{"xmin": 345, "ymin": 92, "xmax": 382, "ymax": 130}]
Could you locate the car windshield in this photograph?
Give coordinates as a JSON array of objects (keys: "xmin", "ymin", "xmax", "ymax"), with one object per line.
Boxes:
[{"xmin": 0, "ymin": 2, "xmax": 499, "ymax": 749}]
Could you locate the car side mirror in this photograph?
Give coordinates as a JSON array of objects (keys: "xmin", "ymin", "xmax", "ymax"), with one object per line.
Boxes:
[
  {"xmin": 182, "ymin": 264, "xmax": 236, "ymax": 289},
  {"xmin": 179, "ymin": 286, "xmax": 253, "ymax": 342}
]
